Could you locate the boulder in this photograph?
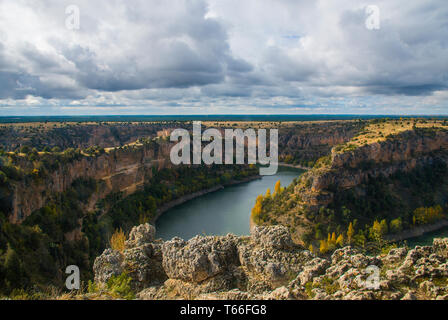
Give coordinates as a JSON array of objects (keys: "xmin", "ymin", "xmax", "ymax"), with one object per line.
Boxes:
[
  {"xmin": 122, "ymin": 243, "xmax": 167, "ymax": 290},
  {"xmin": 251, "ymin": 225, "xmax": 295, "ymax": 250},
  {"xmin": 161, "ymin": 234, "xmax": 239, "ymax": 283},
  {"xmin": 433, "ymin": 238, "xmax": 448, "ymax": 258},
  {"xmin": 297, "ymin": 258, "xmax": 330, "ymax": 285},
  {"xmin": 125, "ymin": 223, "xmax": 156, "ymax": 248},
  {"xmin": 93, "ymin": 248, "xmax": 124, "ymax": 285}
]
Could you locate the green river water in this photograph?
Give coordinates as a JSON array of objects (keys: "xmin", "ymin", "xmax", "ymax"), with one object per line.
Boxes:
[
  {"xmin": 156, "ymin": 167, "xmax": 303, "ymax": 240},
  {"xmin": 156, "ymin": 166, "xmax": 448, "ymax": 245}
]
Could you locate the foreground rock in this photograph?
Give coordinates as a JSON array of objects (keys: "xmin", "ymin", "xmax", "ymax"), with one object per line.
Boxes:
[{"xmin": 93, "ymin": 224, "xmax": 448, "ymax": 300}]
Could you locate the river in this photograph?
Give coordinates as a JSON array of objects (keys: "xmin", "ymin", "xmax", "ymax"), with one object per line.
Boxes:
[
  {"xmin": 156, "ymin": 166, "xmax": 304, "ymax": 240},
  {"xmin": 156, "ymin": 166, "xmax": 448, "ymax": 245},
  {"xmin": 405, "ymin": 226, "xmax": 448, "ymax": 247}
]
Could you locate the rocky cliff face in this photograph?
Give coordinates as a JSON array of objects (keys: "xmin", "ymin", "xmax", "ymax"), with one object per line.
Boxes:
[
  {"xmin": 278, "ymin": 121, "xmax": 362, "ymax": 164},
  {"xmin": 92, "ymin": 224, "xmax": 448, "ymax": 300},
  {"xmin": 8, "ymin": 142, "xmax": 172, "ymax": 223},
  {"xmin": 0, "ymin": 122, "xmax": 179, "ymax": 151},
  {"xmin": 298, "ymin": 129, "xmax": 448, "ymax": 210}
]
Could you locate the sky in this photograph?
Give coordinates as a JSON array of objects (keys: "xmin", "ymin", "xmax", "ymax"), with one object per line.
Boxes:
[{"xmin": 0, "ymin": 0, "xmax": 447, "ymax": 116}]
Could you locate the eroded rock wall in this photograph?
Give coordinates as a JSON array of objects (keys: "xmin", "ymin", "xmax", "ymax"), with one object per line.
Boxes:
[{"xmin": 9, "ymin": 142, "xmax": 172, "ymax": 223}]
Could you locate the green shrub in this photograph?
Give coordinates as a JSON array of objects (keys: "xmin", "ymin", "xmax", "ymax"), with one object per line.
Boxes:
[{"xmin": 106, "ymin": 273, "xmax": 135, "ymax": 300}]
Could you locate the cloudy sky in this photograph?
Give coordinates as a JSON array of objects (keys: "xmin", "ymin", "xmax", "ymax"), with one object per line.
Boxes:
[{"xmin": 0, "ymin": 0, "xmax": 447, "ymax": 115}]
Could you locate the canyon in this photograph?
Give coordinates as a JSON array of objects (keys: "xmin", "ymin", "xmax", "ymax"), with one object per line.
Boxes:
[
  {"xmin": 3, "ymin": 118, "xmax": 448, "ymax": 299},
  {"xmin": 6, "ymin": 141, "xmax": 173, "ymax": 223},
  {"xmin": 1, "ymin": 120, "xmax": 359, "ymax": 224}
]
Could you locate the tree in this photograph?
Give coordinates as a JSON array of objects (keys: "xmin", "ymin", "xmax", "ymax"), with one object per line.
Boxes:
[
  {"xmin": 274, "ymin": 180, "xmax": 281, "ymax": 196},
  {"xmin": 4, "ymin": 244, "xmax": 25, "ymax": 291},
  {"xmin": 251, "ymin": 195, "xmax": 264, "ymax": 224},
  {"xmin": 389, "ymin": 218, "xmax": 403, "ymax": 234},
  {"xmin": 331, "ymin": 232, "xmax": 337, "ymax": 243},
  {"xmin": 371, "ymin": 219, "xmax": 388, "ymax": 241},
  {"xmin": 319, "ymin": 240, "xmax": 329, "ymax": 254},
  {"xmin": 265, "ymin": 188, "xmax": 271, "ymax": 198},
  {"xmin": 336, "ymin": 234, "xmax": 344, "ymax": 246},
  {"xmin": 380, "ymin": 219, "xmax": 388, "ymax": 235},
  {"xmin": 371, "ymin": 220, "xmax": 382, "ymax": 240},
  {"xmin": 347, "ymin": 222, "xmax": 355, "ymax": 243}
]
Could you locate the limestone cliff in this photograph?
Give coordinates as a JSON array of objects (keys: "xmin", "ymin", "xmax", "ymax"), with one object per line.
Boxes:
[
  {"xmin": 297, "ymin": 128, "xmax": 448, "ymax": 211},
  {"xmin": 277, "ymin": 121, "xmax": 363, "ymax": 165},
  {"xmin": 7, "ymin": 142, "xmax": 172, "ymax": 223}
]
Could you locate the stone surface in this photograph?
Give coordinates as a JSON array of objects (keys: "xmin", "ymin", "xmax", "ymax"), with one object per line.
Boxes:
[
  {"xmin": 125, "ymin": 223, "xmax": 156, "ymax": 249},
  {"xmin": 161, "ymin": 234, "xmax": 239, "ymax": 283},
  {"xmin": 92, "ymin": 224, "xmax": 448, "ymax": 300},
  {"xmin": 93, "ymin": 248, "xmax": 124, "ymax": 285}
]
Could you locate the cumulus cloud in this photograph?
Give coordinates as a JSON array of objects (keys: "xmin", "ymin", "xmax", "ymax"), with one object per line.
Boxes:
[{"xmin": 0, "ymin": 0, "xmax": 447, "ymax": 115}]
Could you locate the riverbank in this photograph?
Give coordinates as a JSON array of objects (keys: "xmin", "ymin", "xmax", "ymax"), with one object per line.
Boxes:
[
  {"xmin": 385, "ymin": 219, "xmax": 448, "ymax": 242},
  {"xmin": 278, "ymin": 162, "xmax": 311, "ymax": 170},
  {"xmin": 151, "ymin": 174, "xmax": 261, "ymax": 223}
]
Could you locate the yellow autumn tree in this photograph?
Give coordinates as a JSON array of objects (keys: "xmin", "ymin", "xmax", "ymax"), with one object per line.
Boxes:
[
  {"xmin": 320, "ymin": 240, "xmax": 329, "ymax": 254},
  {"xmin": 251, "ymin": 194, "xmax": 264, "ymax": 224},
  {"xmin": 309, "ymin": 244, "xmax": 314, "ymax": 253},
  {"xmin": 110, "ymin": 228, "xmax": 126, "ymax": 252},
  {"xmin": 274, "ymin": 180, "xmax": 281, "ymax": 196},
  {"xmin": 372, "ymin": 220, "xmax": 382, "ymax": 239},
  {"xmin": 331, "ymin": 232, "xmax": 337, "ymax": 243},
  {"xmin": 371, "ymin": 219, "xmax": 388, "ymax": 241},
  {"xmin": 265, "ymin": 188, "xmax": 271, "ymax": 198},
  {"xmin": 336, "ymin": 234, "xmax": 344, "ymax": 246},
  {"xmin": 347, "ymin": 222, "xmax": 355, "ymax": 243}
]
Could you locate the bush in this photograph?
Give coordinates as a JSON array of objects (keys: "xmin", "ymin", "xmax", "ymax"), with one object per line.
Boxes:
[
  {"xmin": 106, "ymin": 273, "xmax": 135, "ymax": 300},
  {"xmin": 110, "ymin": 228, "xmax": 126, "ymax": 252},
  {"xmin": 389, "ymin": 218, "xmax": 403, "ymax": 234},
  {"xmin": 0, "ymin": 170, "xmax": 7, "ymax": 184}
]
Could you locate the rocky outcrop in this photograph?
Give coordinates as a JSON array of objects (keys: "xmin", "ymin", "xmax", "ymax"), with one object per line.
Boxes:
[
  {"xmin": 161, "ymin": 234, "xmax": 239, "ymax": 283},
  {"xmin": 94, "ymin": 224, "xmax": 167, "ymax": 291},
  {"xmin": 92, "ymin": 224, "xmax": 448, "ymax": 300}
]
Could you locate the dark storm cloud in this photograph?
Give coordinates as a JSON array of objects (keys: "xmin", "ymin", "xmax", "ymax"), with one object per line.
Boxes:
[{"xmin": 0, "ymin": 0, "xmax": 253, "ymax": 99}]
